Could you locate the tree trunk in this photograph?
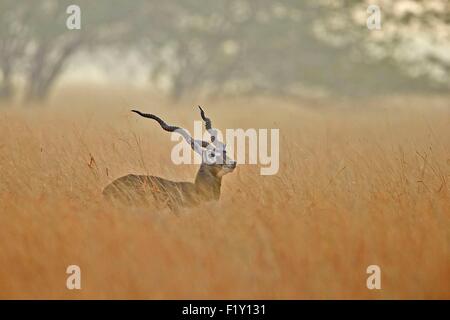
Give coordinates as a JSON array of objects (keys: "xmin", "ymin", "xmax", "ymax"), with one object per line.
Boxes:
[
  {"xmin": 24, "ymin": 38, "xmax": 82, "ymax": 105},
  {"xmin": 0, "ymin": 66, "xmax": 14, "ymax": 103}
]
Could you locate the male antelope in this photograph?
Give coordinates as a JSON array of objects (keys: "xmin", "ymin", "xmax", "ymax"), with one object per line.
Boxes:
[{"xmin": 102, "ymin": 107, "xmax": 236, "ymax": 210}]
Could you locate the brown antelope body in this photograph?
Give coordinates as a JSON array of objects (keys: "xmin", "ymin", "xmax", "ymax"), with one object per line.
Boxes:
[{"xmin": 103, "ymin": 107, "xmax": 236, "ymax": 210}]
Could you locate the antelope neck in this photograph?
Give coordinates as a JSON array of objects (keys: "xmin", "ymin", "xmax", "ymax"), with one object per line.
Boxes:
[{"xmin": 194, "ymin": 164, "xmax": 222, "ymax": 200}]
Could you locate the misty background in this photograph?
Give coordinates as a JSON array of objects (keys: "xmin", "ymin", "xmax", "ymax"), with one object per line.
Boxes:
[{"xmin": 0, "ymin": 0, "xmax": 449, "ymax": 106}]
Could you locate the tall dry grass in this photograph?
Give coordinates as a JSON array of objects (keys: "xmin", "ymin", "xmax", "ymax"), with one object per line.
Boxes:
[{"xmin": 0, "ymin": 88, "xmax": 449, "ymax": 299}]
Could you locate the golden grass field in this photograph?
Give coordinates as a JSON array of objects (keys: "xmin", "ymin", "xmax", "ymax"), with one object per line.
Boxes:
[{"xmin": 0, "ymin": 87, "xmax": 449, "ymax": 299}]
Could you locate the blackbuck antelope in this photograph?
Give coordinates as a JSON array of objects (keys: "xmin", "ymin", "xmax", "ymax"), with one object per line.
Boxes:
[{"xmin": 103, "ymin": 107, "xmax": 236, "ymax": 210}]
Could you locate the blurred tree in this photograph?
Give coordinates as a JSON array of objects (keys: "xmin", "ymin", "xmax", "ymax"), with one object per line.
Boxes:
[
  {"xmin": 0, "ymin": 0, "xmax": 448, "ymax": 105},
  {"xmin": 314, "ymin": 0, "xmax": 450, "ymax": 95},
  {"xmin": 138, "ymin": 0, "xmax": 449, "ymax": 99},
  {"xmin": 0, "ymin": 0, "xmax": 146, "ymax": 104}
]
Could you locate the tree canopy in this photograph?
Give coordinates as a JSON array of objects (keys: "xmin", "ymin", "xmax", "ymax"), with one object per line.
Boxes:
[{"xmin": 0, "ymin": 0, "xmax": 448, "ymax": 104}]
